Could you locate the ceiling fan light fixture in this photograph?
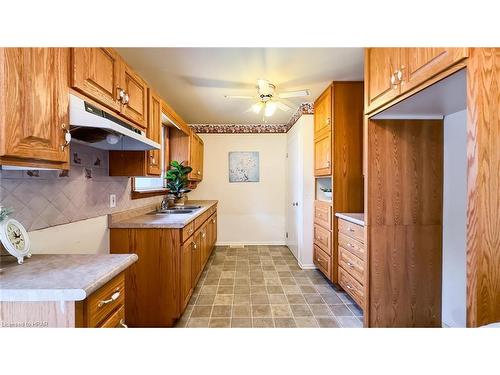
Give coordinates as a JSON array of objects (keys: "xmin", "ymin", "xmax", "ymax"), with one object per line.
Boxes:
[
  {"xmin": 251, "ymin": 102, "xmax": 263, "ymax": 114},
  {"xmin": 264, "ymin": 101, "xmax": 277, "ymax": 117}
]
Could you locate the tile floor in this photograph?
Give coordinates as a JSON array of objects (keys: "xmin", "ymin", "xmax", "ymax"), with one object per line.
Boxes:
[{"xmin": 176, "ymin": 245, "xmax": 363, "ymax": 328}]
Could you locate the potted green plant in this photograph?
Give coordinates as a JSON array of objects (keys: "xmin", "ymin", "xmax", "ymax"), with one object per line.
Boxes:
[{"xmin": 165, "ymin": 161, "xmax": 193, "ymax": 205}]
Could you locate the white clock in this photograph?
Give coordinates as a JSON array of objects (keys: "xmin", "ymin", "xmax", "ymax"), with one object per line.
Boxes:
[{"xmin": 0, "ymin": 218, "xmax": 31, "ymax": 264}]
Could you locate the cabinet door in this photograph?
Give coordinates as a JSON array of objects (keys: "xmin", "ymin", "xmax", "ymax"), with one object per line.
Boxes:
[
  {"xmin": 189, "ymin": 133, "xmax": 203, "ymax": 180},
  {"xmin": 314, "ymin": 131, "xmax": 332, "ymax": 176},
  {"xmin": 147, "ymin": 90, "xmax": 162, "ymax": 176},
  {"xmin": 402, "ymin": 48, "xmax": 469, "ymax": 92},
  {"xmin": 71, "ymin": 48, "xmax": 121, "ymax": 112},
  {"xmin": 314, "ymin": 86, "xmax": 332, "ymax": 136},
  {"xmin": 365, "ymin": 48, "xmax": 402, "ymax": 113},
  {"xmin": 120, "ymin": 63, "xmax": 148, "ymax": 128},
  {"xmin": 210, "ymin": 214, "xmax": 217, "ymax": 249},
  {"xmin": 180, "ymin": 240, "xmax": 193, "ymax": 310},
  {"xmin": 191, "ymin": 231, "xmax": 202, "ymax": 287},
  {"xmin": 0, "ymin": 48, "xmax": 69, "ymax": 167},
  {"xmin": 200, "ymin": 224, "xmax": 209, "ymax": 265}
]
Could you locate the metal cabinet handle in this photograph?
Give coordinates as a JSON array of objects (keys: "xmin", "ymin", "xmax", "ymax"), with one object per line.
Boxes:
[
  {"xmin": 192, "ymin": 242, "xmax": 197, "ymax": 249},
  {"xmin": 98, "ymin": 290, "xmax": 120, "ymax": 307},
  {"xmin": 123, "ymin": 93, "xmax": 130, "ymax": 105},
  {"xmin": 61, "ymin": 124, "xmax": 71, "ymax": 150},
  {"xmin": 326, "ymin": 117, "xmax": 331, "ymax": 125},
  {"xmin": 326, "ymin": 160, "xmax": 331, "ymax": 167},
  {"xmin": 346, "ymin": 284, "xmax": 353, "ymax": 290},
  {"xmin": 117, "ymin": 88, "xmax": 126, "ymax": 102},
  {"xmin": 347, "ymin": 243, "xmax": 355, "ymax": 248},
  {"xmin": 347, "ymin": 262, "xmax": 354, "ymax": 267},
  {"xmin": 119, "ymin": 318, "xmax": 128, "ymax": 328},
  {"xmin": 202, "ymin": 232, "xmax": 206, "ymax": 238},
  {"xmin": 348, "ymin": 227, "xmax": 355, "ymax": 232},
  {"xmin": 197, "ymin": 171, "xmax": 201, "ymax": 175}
]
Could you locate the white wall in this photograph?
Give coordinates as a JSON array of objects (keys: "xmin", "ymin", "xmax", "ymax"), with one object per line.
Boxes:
[
  {"xmin": 28, "ymin": 216, "xmax": 109, "ymax": 254},
  {"xmin": 189, "ymin": 133, "xmax": 287, "ymax": 245},
  {"xmin": 442, "ymin": 109, "xmax": 467, "ymax": 327}
]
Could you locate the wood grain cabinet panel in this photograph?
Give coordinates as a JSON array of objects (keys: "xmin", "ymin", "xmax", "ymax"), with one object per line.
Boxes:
[
  {"xmin": 188, "ymin": 132, "xmax": 204, "ymax": 181},
  {"xmin": 402, "ymin": 48, "xmax": 469, "ymax": 92},
  {"xmin": 339, "ymin": 267, "xmax": 365, "ymax": 308},
  {"xmin": 98, "ymin": 305, "xmax": 125, "ymax": 328},
  {"xmin": 314, "ymin": 130, "xmax": 332, "ymax": 176},
  {"xmin": 146, "ymin": 89, "xmax": 162, "ymax": 175},
  {"xmin": 120, "ymin": 63, "xmax": 148, "ymax": 129},
  {"xmin": 339, "ymin": 247, "xmax": 365, "ymax": 285},
  {"xmin": 191, "ymin": 231, "xmax": 202, "ymax": 288},
  {"xmin": 180, "ymin": 240, "xmax": 193, "ymax": 311},
  {"xmin": 314, "ymin": 201, "xmax": 332, "ymax": 230},
  {"xmin": 365, "ymin": 48, "xmax": 402, "ymax": 113},
  {"xmin": 313, "ymin": 224, "xmax": 332, "ymax": 256},
  {"xmin": 313, "ymin": 245, "xmax": 331, "ymax": 278},
  {"xmin": 0, "ymin": 48, "xmax": 70, "ymax": 168},
  {"xmin": 71, "ymin": 48, "xmax": 121, "ymax": 112},
  {"xmin": 314, "ymin": 86, "xmax": 332, "ymax": 137}
]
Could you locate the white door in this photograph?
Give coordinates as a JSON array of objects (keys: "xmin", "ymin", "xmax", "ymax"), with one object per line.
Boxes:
[{"xmin": 286, "ymin": 127, "xmax": 300, "ymax": 259}]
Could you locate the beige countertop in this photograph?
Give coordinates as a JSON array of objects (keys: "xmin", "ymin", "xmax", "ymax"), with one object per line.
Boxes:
[
  {"xmin": 335, "ymin": 212, "xmax": 365, "ymax": 226},
  {"xmin": 0, "ymin": 254, "xmax": 137, "ymax": 302},
  {"xmin": 109, "ymin": 200, "xmax": 218, "ymax": 229}
]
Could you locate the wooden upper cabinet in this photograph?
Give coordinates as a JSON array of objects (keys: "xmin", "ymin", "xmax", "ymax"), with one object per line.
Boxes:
[
  {"xmin": 189, "ymin": 133, "xmax": 204, "ymax": 181},
  {"xmin": 120, "ymin": 63, "xmax": 148, "ymax": 129},
  {"xmin": 146, "ymin": 90, "xmax": 162, "ymax": 175},
  {"xmin": 71, "ymin": 48, "xmax": 121, "ymax": 112},
  {"xmin": 401, "ymin": 48, "xmax": 469, "ymax": 92},
  {"xmin": 364, "ymin": 48, "xmax": 402, "ymax": 113},
  {"xmin": 365, "ymin": 48, "xmax": 469, "ymax": 114},
  {"xmin": 314, "ymin": 131, "xmax": 332, "ymax": 176},
  {"xmin": 0, "ymin": 48, "xmax": 70, "ymax": 168},
  {"xmin": 71, "ymin": 48, "xmax": 148, "ymax": 129},
  {"xmin": 314, "ymin": 86, "xmax": 332, "ymax": 136}
]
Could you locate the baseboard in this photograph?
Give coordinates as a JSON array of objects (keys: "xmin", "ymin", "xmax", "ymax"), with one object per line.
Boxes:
[
  {"xmin": 298, "ymin": 260, "xmax": 317, "ymax": 270},
  {"xmin": 215, "ymin": 241, "xmax": 287, "ymax": 246}
]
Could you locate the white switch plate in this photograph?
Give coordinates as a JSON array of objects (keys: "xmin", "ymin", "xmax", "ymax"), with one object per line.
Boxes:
[{"xmin": 109, "ymin": 194, "xmax": 116, "ymax": 208}]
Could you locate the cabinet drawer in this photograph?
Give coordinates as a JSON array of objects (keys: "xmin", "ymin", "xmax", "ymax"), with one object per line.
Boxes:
[
  {"xmin": 86, "ymin": 273, "xmax": 125, "ymax": 327},
  {"xmin": 182, "ymin": 222, "xmax": 195, "ymax": 243},
  {"xmin": 314, "ymin": 224, "xmax": 332, "ymax": 255},
  {"xmin": 338, "ymin": 233, "xmax": 365, "ymax": 261},
  {"xmin": 194, "ymin": 211, "xmax": 209, "ymax": 229},
  {"xmin": 314, "ymin": 245, "xmax": 331, "ymax": 278},
  {"xmin": 338, "ymin": 218, "xmax": 365, "ymax": 243},
  {"xmin": 98, "ymin": 305, "xmax": 126, "ymax": 328},
  {"xmin": 339, "ymin": 267, "xmax": 364, "ymax": 308},
  {"xmin": 314, "ymin": 201, "xmax": 332, "ymax": 230},
  {"xmin": 339, "ymin": 247, "xmax": 365, "ymax": 285}
]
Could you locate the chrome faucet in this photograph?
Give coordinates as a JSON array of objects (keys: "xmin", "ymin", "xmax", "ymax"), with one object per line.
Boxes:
[{"xmin": 160, "ymin": 194, "xmax": 176, "ymax": 211}]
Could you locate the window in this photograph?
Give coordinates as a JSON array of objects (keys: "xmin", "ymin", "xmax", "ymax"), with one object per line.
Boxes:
[{"xmin": 131, "ymin": 126, "xmax": 169, "ymax": 199}]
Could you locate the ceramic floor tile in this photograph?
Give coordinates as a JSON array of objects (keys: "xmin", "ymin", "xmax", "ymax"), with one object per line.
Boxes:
[
  {"xmin": 274, "ymin": 318, "xmax": 297, "ymax": 328},
  {"xmin": 176, "ymin": 246, "xmax": 361, "ymax": 329}
]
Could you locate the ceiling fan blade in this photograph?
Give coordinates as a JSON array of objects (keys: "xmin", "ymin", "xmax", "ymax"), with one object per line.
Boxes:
[
  {"xmin": 276, "ymin": 101, "xmax": 291, "ymax": 112},
  {"xmin": 278, "ymin": 89, "xmax": 311, "ymax": 99},
  {"xmin": 224, "ymin": 95, "xmax": 255, "ymax": 99}
]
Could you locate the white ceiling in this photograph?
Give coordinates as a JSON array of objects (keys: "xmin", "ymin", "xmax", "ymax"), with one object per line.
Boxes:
[{"xmin": 117, "ymin": 48, "xmax": 364, "ymax": 124}]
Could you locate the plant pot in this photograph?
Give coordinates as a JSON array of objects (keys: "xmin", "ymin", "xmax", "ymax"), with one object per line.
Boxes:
[{"xmin": 174, "ymin": 194, "xmax": 188, "ymax": 205}]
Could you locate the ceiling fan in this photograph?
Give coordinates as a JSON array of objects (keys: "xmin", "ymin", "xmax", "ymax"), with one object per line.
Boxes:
[{"xmin": 224, "ymin": 79, "xmax": 310, "ymax": 118}]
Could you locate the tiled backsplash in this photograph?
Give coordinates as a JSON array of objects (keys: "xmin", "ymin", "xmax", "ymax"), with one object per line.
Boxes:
[{"xmin": 0, "ymin": 143, "xmax": 163, "ymax": 232}]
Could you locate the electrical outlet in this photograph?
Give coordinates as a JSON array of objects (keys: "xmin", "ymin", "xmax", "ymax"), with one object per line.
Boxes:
[{"xmin": 109, "ymin": 194, "xmax": 116, "ymax": 208}]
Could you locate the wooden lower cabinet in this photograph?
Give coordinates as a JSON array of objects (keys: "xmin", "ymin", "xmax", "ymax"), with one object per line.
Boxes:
[
  {"xmin": 180, "ymin": 240, "xmax": 193, "ymax": 311},
  {"xmin": 110, "ymin": 204, "xmax": 217, "ymax": 327},
  {"xmin": 75, "ymin": 273, "xmax": 127, "ymax": 328}
]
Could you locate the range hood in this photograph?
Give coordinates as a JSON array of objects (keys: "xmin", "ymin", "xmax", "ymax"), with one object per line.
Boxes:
[{"xmin": 69, "ymin": 94, "xmax": 160, "ymax": 151}]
